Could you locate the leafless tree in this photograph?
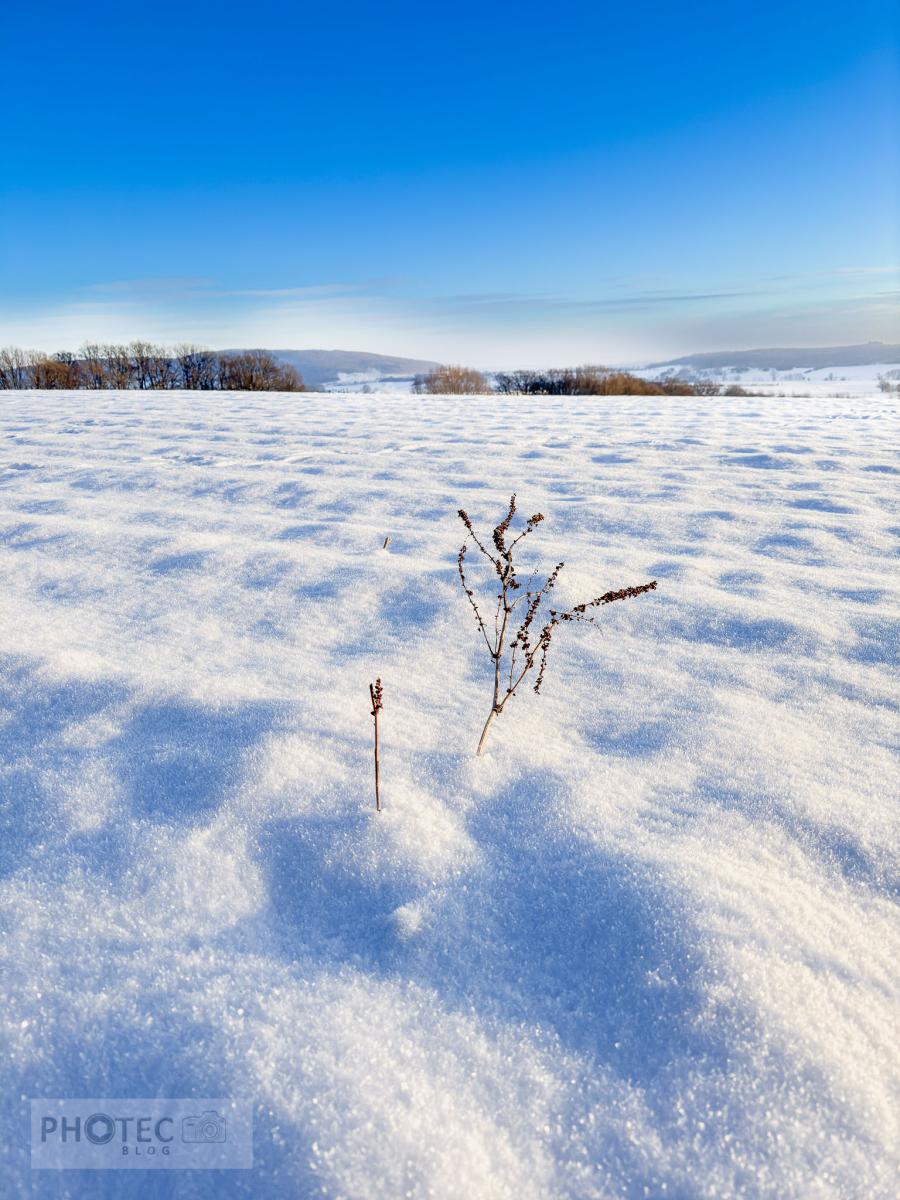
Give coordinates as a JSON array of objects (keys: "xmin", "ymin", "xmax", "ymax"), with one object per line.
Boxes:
[
  {"xmin": 492, "ymin": 366, "xmax": 715, "ymax": 396},
  {"xmin": 0, "ymin": 346, "xmax": 29, "ymax": 388},
  {"xmin": 103, "ymin": 344, "xmax": 135, "ymax": 389},
  {"xmin": 80, "ymin": 343, "xmax": 109, "ymax": 389},
  {"xmin": 0, "ymin": 341, "xmax": 306, "ymax": 390},
  {"xmin": 493, "ymin": 370, "xmax": 537, "ymax": 394},
  {"xmin": 26, "ymin": 351, "xmax": 81, "ymax": 389},
  {"xmin": 218, "ymin": 349, "xmax": 304, "ymax": 391},
  {"xmin": 412, "ymin": 364, "xmax": 488, "ymax": 394},
  {"xmin": 690, "ymin": 379, "xmax": 722, "ymax": 396},
  {"xmin": 129, "ymin": 341, "xmax": 158, "ymax": 390},
  {"xmin": 175, "ymin": 344, "xmax": 218, "ymax": 390},
  {"xmin": 145, "ymin": 348, "xmax": 178, "ymax": 389}
]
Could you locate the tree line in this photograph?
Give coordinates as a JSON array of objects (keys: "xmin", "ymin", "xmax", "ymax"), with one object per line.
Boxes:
[
  {"xmin": 0, "ymin": 344, "xmax": 305, "ymax": 391},
  {"xmin": 413, "ymin": 363, "xmax": 753, "ymax": 396},
  {"xmin": 1, "ymin": 345, "xmax": 757, "ymax": 396}
]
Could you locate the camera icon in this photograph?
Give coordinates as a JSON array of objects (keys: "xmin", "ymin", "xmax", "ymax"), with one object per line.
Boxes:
[{"xmin": 181, "ymin": 1111, "xmax": 227, "ymax": 1143}]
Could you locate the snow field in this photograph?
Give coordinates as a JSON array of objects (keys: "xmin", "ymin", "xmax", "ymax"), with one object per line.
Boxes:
[{"xmin": 0, "ymin": 389, "xmax": 897, "ymax": 1198}]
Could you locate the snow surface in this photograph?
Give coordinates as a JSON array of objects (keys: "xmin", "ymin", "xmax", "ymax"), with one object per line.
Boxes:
[
  {"xmin": 640, "ymin": 366, "xmax": 899, "ymax": 399},
  {"xmin": 1, "ymin": 389, "xmax": 898, "ymax": 1199}
]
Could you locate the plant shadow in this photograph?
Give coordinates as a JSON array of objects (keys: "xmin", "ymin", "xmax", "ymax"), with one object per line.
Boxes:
[
  {"xmin": 111, "ymin": 701, "xmax": 283, "ymax": 825},
  {"xmin": 257, "ymin": 812, "xmax": 418, "ymax": 966},
  {"xmin": 698, "ymin": 778, "xmax": 898, "ymax": 897},
  {"xmin": 582, "ymin": 717, "xmax": 670, "ymax": 758},
  {"xmin": 253, "ymin": 773, "xmax": 722, "ymax": 1090},
  {"xmin": 0, "ymin": 657, "xmax": 128, "ymax": 880},
  {"xmin": 407, "ymin": 776, "xmax": 720, "ymax": 1085}
]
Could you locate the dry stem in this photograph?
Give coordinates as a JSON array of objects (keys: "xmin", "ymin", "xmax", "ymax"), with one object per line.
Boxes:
[
  {"xmin": 369, "ymin": 678, "xmax": 384, "ymax": 810},
  {"xmin": 457, "ymin": 496, "xmax": 657, "ymax": 755}
]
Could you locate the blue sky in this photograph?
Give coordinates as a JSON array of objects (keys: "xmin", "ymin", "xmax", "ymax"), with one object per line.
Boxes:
[{"xmin": 1, "ymin": 0, "xmax": 897, "ymax": 365}]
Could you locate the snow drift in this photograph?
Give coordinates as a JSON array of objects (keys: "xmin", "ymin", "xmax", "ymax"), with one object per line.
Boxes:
[{"xmin": 0, "ymin": 389, "xmax": 897, "ymax": 1198}]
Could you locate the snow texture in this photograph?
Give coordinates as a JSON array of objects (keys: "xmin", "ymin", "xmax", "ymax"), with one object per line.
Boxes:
[{"xmin": 1, "ymin": 389, "xmax": 898, "ymax": 1199}]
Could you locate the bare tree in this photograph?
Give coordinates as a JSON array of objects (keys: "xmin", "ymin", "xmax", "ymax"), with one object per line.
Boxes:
[
  {"xmin": 80, "ymin": 343, "xmax": 109, "ymax": 389},
  {"xmin": 175, "ymin": 344, "xmax": 218, "ymax": 390},
  {"xmin": 103, "ymin": 344, "xmax": 135, "ymax": 389},
  {"xmin": 145, "ymin": 347, "xmax": 178, "ymax": 389},
  {"xmin": 0, "ymin": 340, "xmax": 306, "ymax": 390},
  {"xmin": 690, "ymin": 378, "xmax": 722, "ymax": 396},
  {"xmin": 53, "ymin": 350, "xmax": 82, "ymax": 388},
  {"xmin": 493, "ymin": 370, "xmax": 536, "ymax": 395},
  {"xmin": 457, "ymin": 495, "xmax": 657, "ymax": 754},
  {"xmin": 218, "ymin": 349, "xmax": 304, "ymax": 391},
  {"xmin": 492, "ymin": 366, "xmax": 714, "ymax": 396},
  {"xmin": 129, "ymin": 341, "xmax": 157, "ymax": 390},
  {"xmin": 26, "ymin": 351, "xmax": 81, "ymax": 389},
  {"xmin": 412, "ymin": 364, "xmax": 488, "ymax": 394},
  {"xmin": 0, "ymin": 346, "xmax": 29, "ymax": 388}
]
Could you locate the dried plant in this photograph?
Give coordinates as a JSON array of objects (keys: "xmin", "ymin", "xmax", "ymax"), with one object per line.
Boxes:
[
  {"xmin": 369, "ymin": 678, "xmax": 384, "ymax": 811},
  {"xmin": 457, "ymin": 495, "xmax": 657, "ymax": 755}
]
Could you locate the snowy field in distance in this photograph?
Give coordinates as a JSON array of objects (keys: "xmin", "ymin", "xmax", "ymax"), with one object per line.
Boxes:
[
  {"xmin": 639, "ymin": 364, "xmax": 900, "ymax": 399},
  {"xmin": 0, "ymin": 388, "xmax": 898, "ymax": 1199}
]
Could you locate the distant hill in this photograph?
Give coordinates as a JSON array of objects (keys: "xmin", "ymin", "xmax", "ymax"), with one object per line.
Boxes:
[
  {"xmin": 226, "ymin": 348, "xmax": 441, "ymax": 389},
  {"xmin": 648, "ymin": 342, "xmax": 900, "ymax": 372}
]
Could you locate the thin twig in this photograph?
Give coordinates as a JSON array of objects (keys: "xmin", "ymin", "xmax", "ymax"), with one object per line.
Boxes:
[{"xmin": 369, "ymin": 678, "xmax": 384, "ymax": 811}]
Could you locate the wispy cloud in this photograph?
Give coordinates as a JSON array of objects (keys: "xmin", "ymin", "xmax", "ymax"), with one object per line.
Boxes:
[
  {"xmin": 84, "ymin": 277, "xmax": 405, "ymax": 300},
  {"xmin": 438, "ymin": 288, "xmax": 757, "ymax": 315},
  {"xmin": 829, "ymin": 265, "xmax": 900, "ymax": 277},
  {"xmin": 216, "ymin": 283, "xmax": 366, "ymax": 298},
  {"xmin": 6, "ymin": 260, "xmax": 897, "ymax": 365},
  {"xmin": 759, "ymin": 264, "xmax": 900, "ymax": 285},
  {"xmin": 438, "ymin": 265, "xmax": 900, "ymax": 319},
  {"xmin": 85, "ymin": 277, "xmax": 215, "ymax": 295}
]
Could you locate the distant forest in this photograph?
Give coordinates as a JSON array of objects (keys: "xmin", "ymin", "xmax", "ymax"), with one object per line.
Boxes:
[
  {"xmin": 0, "ymin": 344, "xmax": 304, "ymax": 391},
  {"xmin": 0, "ymin": 343, "xmax": 760, "ymax": 396},
  {"xmin": 413, "ymin": 364, "xmax": 754, "ymax": 397}
]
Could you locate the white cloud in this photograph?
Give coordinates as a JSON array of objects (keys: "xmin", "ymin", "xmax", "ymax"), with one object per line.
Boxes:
[{"xmin": 2, "ymin": 268, "xmax": 897, "ymax": 367}]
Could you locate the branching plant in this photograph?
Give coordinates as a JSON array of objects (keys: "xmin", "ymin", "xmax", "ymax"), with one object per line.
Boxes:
[
  {"xmin": 369, "ymin": 678, "xmax": 384, "ymax": 811},
  {"xmin": 457, "ymin": 496, "xmax": 657, "ymax": 755}
]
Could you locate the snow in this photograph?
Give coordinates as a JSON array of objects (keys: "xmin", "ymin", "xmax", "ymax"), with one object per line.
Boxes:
[
  {"xmin": 1, "ymin": 388, "xmax": 898, "ymax": 1198},
  {"xmin": 641, "ymin": 364, "xmax": 900, "ymax": 398}
]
